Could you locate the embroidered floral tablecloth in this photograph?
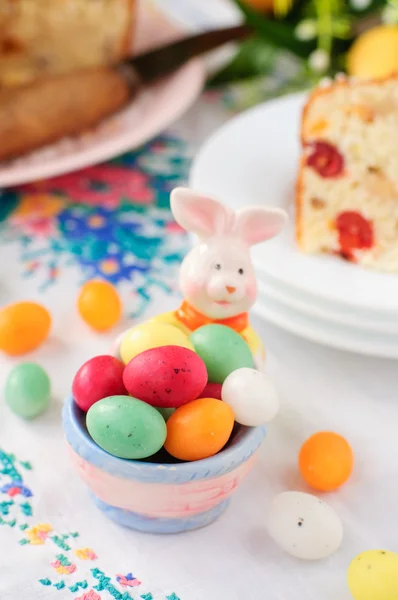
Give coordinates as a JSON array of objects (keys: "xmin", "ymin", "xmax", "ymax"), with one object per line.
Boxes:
[
  {"xmin": 2, "ymin": 69, "xmax": 398, "ymax": 600},
  {"xmin": 0, "ymin": 129, "xmax": 194, "ymax": 600},
  {"xmin": 0, "ymin": 88, "xmax": 245, "ymax": 600}
]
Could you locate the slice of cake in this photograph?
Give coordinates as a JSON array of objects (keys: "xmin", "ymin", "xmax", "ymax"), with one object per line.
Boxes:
[
  {"xmin": 296, "ymin": 74, "xmax": 398, "ymax": 273},
  {"xmin": 0, "ymin": 0, "xmax": 136, "ymax": 88}
]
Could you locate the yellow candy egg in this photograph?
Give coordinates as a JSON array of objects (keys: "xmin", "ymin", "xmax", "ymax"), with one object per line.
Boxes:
[
  {"xmin": 347, "ymin": 550, "xmax": 398, "ymax": 600},
  {"xmin": 120, "ymin": 322, "xmax": 194, "ymax": 364},
  {"xmin": 347, "ymin": 26, "xmax": 398, "ymax": 79}
]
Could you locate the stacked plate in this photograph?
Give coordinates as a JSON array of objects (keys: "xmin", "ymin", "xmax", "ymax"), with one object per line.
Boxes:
[{"xmin": 190, "ymin": 92, "xmax": 398, "ymax": 358}]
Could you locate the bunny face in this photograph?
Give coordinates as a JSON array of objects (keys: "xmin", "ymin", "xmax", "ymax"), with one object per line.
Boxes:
[
  {"xmin": 171, "ymin": 187, "xmax": 287, "ymax": 321},
  {"xmin": 180, "ymin": 237, "xmax": 257, "ymax": 319}
]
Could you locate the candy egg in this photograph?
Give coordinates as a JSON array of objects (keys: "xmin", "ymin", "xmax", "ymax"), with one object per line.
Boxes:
[
  {"xmin": 197, "ymin": 382, "xmax": 222, "ymax": 400},
  {"xmin": 347, "ymin": 550, "xmax": 398, "ymax": 600},
  {"xmin": 72, "ymin": 355, "xmax": 127, "ymax": 412},
  {"xmin": 0, "ymin": 301, "xmax": 51, "ymax": 356},
  {"xmin": 266, "ymin": 491, "xmax": 343, "ymax": 560},
  {"xmin": 120, "ymin": 322, "xmax": 194, "ymax": 365},
  {"xmin": 164, "ymin": 397, "xmax": 234, "ymax": 461},
  {"xmin": 189, "ymin": 324, "xmax": 254, "ymax": 384},
  {"xmin": 5, "ymin": 363, "xmax": 51, "ymax": 419},
  {"xmin": 123, "ymin": 346, "xmax": 207, "ymax": 408},
  {"xmin": 77, "ymin": 280, "xmax": 122, "ymax": 332},
  {"xmin": 86, "ymin": 395, "xmax": 167, "ymax": 459},
  {"xmin": 221, "ymin": 368, "xmax": 279, "ymax": 425},
  {"xmin": 155, "ymin": 407, "xmax": 175, "ymax": 422},
  {"xmin": 299, "ymin": 431, "xmax": 354, "ymax": 492}
]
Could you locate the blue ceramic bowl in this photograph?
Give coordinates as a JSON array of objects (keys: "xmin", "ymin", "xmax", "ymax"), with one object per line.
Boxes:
[{"xmin": 63, "ymin": 395, "xmax": 266, "ymax": 534}]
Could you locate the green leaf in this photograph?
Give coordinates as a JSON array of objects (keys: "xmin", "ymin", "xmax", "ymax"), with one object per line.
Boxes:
[
  {"xmin": 231, "ymin": 0, "xmax": 314, "ymax": 57},
  {"xmin": 209, "ymin": 36, "xmax": 277, "ymax": 85}
]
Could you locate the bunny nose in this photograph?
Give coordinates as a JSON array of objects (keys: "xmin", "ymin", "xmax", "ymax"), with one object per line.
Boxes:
[{"xmin": 226, "ymin": 286, "xmax": 236, "ymax": 294}]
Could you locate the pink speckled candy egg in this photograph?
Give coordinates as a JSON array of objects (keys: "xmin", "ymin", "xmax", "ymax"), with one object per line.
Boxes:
[
  {"xmin": 197, "ymin": 382, "xmax": 222, "ymax": 400},
  {"xmin": 72, "ymin": 355, "xmax": 127, "ymax": 412},
  {"xmin": 123, "ymin": 345, "xmax": 208, "ymax": 409}
]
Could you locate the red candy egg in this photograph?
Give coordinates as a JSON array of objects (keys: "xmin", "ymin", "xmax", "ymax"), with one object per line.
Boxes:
[
  {"xmin": 123, "ymin": 345, "xmax": 208, "ymax": 408},
  {"xmin": 72, "ymin": 355, "xmax": 126, "ymax": 412},
  {"xmin": 197, "ymin": 382, "xmax": 222, "ymax": 400}
]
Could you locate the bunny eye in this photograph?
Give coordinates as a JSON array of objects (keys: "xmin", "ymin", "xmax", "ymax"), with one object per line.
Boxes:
[
  {"xmin": 214, "ymin": 263, "xmax": 222, "ymax": 271},
  {"xmin": 238, "ymin": 268, "xmax": 244, "ymax": 275}
]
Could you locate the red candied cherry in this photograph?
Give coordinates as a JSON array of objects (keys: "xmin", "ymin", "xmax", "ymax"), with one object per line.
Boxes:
[
  {"xmin": 307, "ymin": 142, "xmax": 344, "ymax": 178},
  {"xmin": 336, "ymin": 211, "xmax": 374, "ymax": 259}
]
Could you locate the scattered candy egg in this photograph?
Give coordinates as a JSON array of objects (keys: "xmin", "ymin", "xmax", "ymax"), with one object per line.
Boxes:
[
  {"xmin": 197, "ymin": 382, "xmax": 222, "ymax": 400},
  {"xmin": 299, "ymin": 431, "xmax": 354, "ymax": 492},
  {"xmin": 123, "ymin": 345, "xmax": 208, "ymax": 408},
  {"xmin": 120, "ymin": 322, "xmax": 194, "ymax": 365},
  {"xmin": 189, "ymin": 324, "xmax": 254, "ymax": 384},
  {"xmin": 347, "ymin": 550, "xmax": 398, "ymax": 600},
  {"xmin": 0, "ymin": 301, "xmax": 51, "ymax": 356},
  {"xmin": 164, "ymin": 397, "xmax": 234, "ymax": 461},
  {"xmin": 77, "ymin": 280, "xmax": 122, "ymax": 332},
  {"xmin": 5, "ymin": 363, "xmax": 51, "ymax": 419},
  {"xmin": 86, "ymin": 395, "xmax": 167, "ymax": 459},
  {"xmin": 72, "ymin": 355, "xmax": 127, "ymax": 412},
  {"xmin": 155, "ymin": 407, "xmax": 175, "ymax": 422},
  {"xmin": 221, "ymin": 368, "xmax": 279, "ymax": 425},
  {"xmin": 266, "ymin": 491, "xmax": 343, "ymax": 560}
]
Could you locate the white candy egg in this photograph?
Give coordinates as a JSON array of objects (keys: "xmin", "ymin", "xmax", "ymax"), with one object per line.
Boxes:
[
  {"xmin": 221, "ymin": 368, "xmax": 279, "ymax": 426},
  {"xmin": 266, "ymin": 491, "xmax": 343, "ymax": 560}
]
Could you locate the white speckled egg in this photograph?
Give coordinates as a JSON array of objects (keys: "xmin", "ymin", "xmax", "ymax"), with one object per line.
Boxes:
[
  {"xmin": 266, "ymin": 491, "xmax": 343, "ymax": 560},
  {"xmin": 221, "ymin": 368, "xmax": 279, "ymax": 426}
]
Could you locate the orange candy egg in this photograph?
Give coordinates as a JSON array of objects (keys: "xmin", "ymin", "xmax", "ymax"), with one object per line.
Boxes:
[
  {"xmin": 0, "ymin": 301, "xmax": 51, "ymax": 356},
  {"xmin": 164, "ymin": 398, "xmax": 234, "ymax": 462},
  {"xmin": 299, "ymin": 431, "xmax": 354, "ymax": 492},
  {"xmin": 77, "ymin": 280, "xmax": 122, "ymax": 332}
]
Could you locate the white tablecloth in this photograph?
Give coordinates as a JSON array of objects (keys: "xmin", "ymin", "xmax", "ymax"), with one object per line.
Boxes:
[{"xmin": 1, "ymin": 3, "xmax": 398, "ymax": 599}]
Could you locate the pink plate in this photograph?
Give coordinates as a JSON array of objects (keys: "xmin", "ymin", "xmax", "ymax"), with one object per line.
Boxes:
[{"xmin": 0, "ymin": 6, "xmax": 205, "ymax": 188}]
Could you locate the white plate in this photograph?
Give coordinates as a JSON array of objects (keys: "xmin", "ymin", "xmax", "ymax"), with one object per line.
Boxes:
[
  {"xmin": 0, "ymin": 8, "xmax": 205, "ymax": 188},
  {"xmin": 257, "ymin": 276, "xmax": 398, "ymax": 334},
  {"xmin": 254, "ymin": 292, "xmax": 398, "ymax": 358},
  {"xmin": 190, "ymin": 92, "xmax": 398, "ymax": 315}
]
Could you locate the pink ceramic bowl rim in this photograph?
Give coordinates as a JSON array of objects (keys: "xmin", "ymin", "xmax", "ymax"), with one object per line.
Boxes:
[{"xmin": 62, "ymin": 394, "xmax": 266, "ymax": 484}]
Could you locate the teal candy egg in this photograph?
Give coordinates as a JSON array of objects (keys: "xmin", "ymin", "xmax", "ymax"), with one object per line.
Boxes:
[
  {"xmin": 5, "ymin": 363, "xmax": 51, "ymax": 419},
  {"xmin": 189, "ymin": 324, "xmax": 255, "ymax": 384},
  {"xmin": 86, "ymin": 395, "xmax": 167, "ymax": 459}
]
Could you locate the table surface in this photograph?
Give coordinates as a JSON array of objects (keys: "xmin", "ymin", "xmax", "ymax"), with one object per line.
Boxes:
[{"xmin": 1, "ymin": 4, "xmax": 398, "ymax": 600}]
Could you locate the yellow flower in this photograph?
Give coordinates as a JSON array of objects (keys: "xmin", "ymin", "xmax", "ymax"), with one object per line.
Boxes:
[
  {"xmin": 347, "ymin": 25, "xmax": 398, "ymax": 79},
  {"xmin": 74, "ymin": 548, "xmax": 98, "ymax": 560},
  {"xmin": 26, "ymin": 523, "xmax": 53, "ymax": 545}
]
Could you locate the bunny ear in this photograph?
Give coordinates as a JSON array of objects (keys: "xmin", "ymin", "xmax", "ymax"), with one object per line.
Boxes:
[
  {"xmin": 170, "ymin": 187, "xmax": 233, "ymax": 238},
  {"xmin": 234, "ymin": 206, "xmax": 288, "ymax": 246}
]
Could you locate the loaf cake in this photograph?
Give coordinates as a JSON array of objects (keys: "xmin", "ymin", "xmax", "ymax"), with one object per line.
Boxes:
[
  {"xmin": 0, "ymin": 0, "xmax": 136, "ymax": 87},
  {"xmin": 296, "ymin": 75, "xmax": 398, "ymax": 273}
]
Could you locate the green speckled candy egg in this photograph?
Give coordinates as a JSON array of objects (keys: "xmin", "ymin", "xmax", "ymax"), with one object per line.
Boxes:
[
  {"xmin": 189, "ymin": 324, "xmax": 254, "ymax": 384},
  {"xmin": 5, "ymin": 363, "xmax": 51, "ymax": 419},
  {"xmin": 86, "ymin": 395, "xmax": 167, "ymax": 459}
]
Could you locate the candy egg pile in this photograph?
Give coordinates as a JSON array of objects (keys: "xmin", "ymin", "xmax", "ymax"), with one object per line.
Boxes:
[{"xmin": 72, "ymin": 321, "xmax": 280, "ymax": 463}]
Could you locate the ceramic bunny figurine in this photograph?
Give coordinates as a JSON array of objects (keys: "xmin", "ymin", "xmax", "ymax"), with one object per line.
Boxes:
[
  {"xmin": 147, "ymin": 187, "xmax": 287, "ymax": 368},
  {"xmin": 113, "ymin": 187, "xmax": 287, "ymax": 368}
]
